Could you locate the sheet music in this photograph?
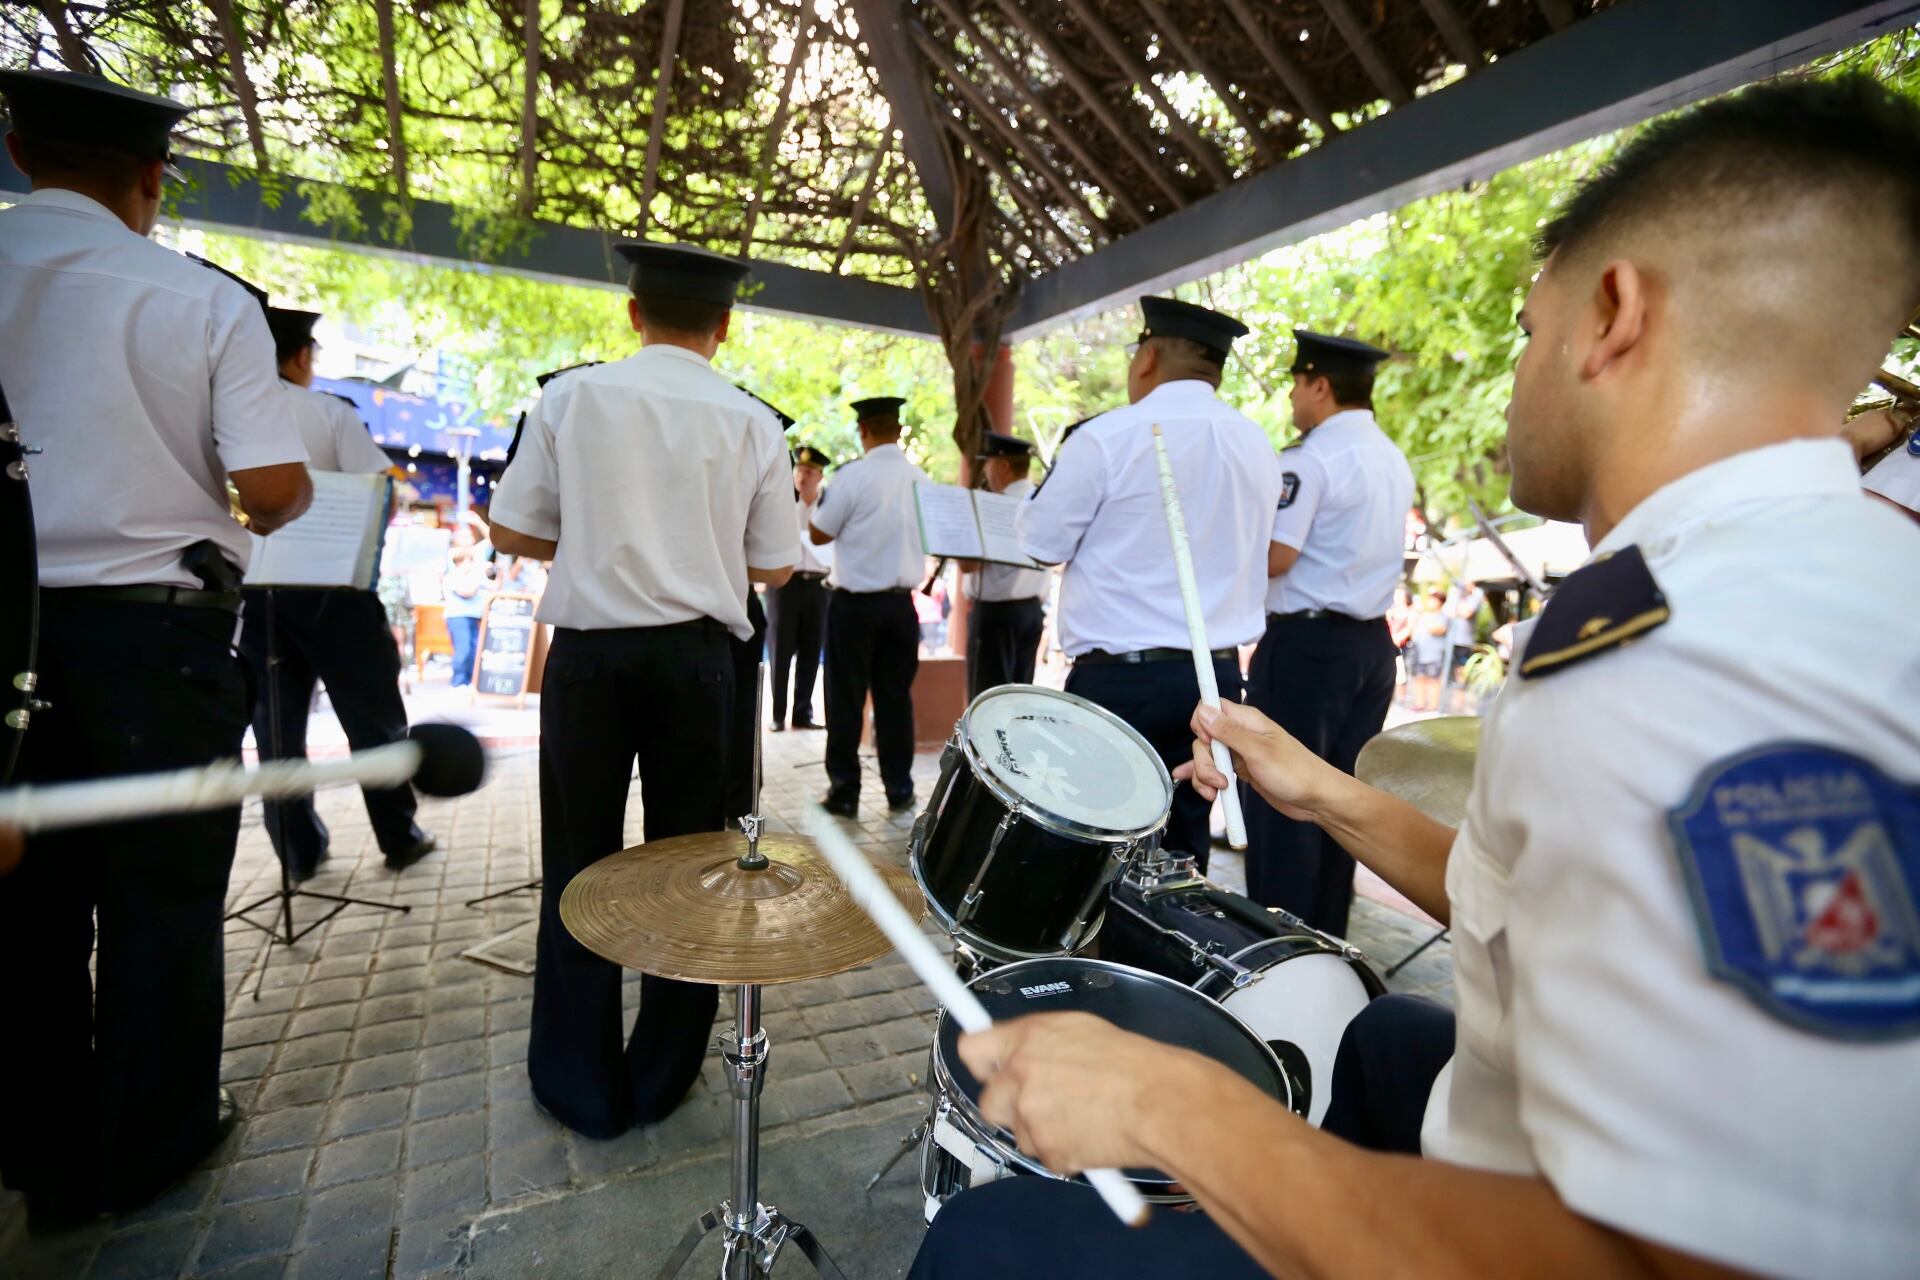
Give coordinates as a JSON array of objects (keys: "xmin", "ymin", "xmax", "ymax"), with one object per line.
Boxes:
[
  {"xmin": 974, "ymin": 489, "xmax": 1041, "ymax": 568},
  {"xmin": 244, "ymin": 472, "xmax": 390, "ymax": 588},
  {"xmin": 914, "ymin": 483, "xmax": 986, "ymax": 559}
]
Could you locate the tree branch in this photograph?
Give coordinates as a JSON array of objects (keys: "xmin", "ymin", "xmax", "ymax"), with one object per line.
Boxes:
[
  {"xmin": 206, "ymin": 0, "xmax": 269, "ymax": 170},
  {"xmin": 518, "ymin": 0, "xmax": 541, "ymax": 216},
  {"xmin": 374, "ymin": 0, "xmax": 410, "ymax": 196}
]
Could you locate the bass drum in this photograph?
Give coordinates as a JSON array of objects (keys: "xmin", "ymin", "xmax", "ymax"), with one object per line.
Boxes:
[
  {"xmin": 1, "ymin": 383, "xmax": 38, "ymax": 786},
  {"xmin": 1101, "ymin": 874, "xmax": 1384, "ymax": 1127},
  {"xmin": 909, "ymin": 685, "xmax": 1170, "ymax": 963},
  {"xmin": 919, "ymin": 956, "xmax": 1289, "ymax": 1218}
]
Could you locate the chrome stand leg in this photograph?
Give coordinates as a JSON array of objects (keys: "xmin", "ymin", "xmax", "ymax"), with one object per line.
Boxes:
[
  {"xmin": 864, "ymin": 1121, "xmax": 926, "ymax": 1192},
  {"xmin": 652, "ymin": 984, "xmax": 842, "ymax": 1280}
]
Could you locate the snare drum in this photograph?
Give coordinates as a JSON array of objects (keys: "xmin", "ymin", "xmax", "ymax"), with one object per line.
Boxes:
[
  {"xmin": 909, "ymin": 685, "xmax": 1171, "ymax": 963},
  {"xmin": 919, "ymin": 956, "xmax": 1289, "ymax": 1219},
  {"xmin": 1101, "ymin": 869, "xmax": 1384, "ymax": 1127}
]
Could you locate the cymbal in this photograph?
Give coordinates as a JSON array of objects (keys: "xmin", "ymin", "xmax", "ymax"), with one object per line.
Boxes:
[
  {"xmin": 559, "ymin": 830, "xmax": 923, "ymax": 985},
  {"xmin": 1355, "ymin": 716, "xmax": 1481, "ymax": 828}
]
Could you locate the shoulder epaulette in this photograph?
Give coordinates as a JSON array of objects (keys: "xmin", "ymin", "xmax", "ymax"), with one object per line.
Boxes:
[
  {"xmin": 1517, "ymin": 545, "xmax": 1670, "ymax": 680},
  {"xmin": 324, "ymin": 390, "xmax": 361, "ymax": 410},
  {"xmin": 536, "ymin": 360, "xmax": 600, "ymax": 390},
  {"xmin": 735, "ymin": 384, "xmax": 796, "ymax": 431},
  {"xmin": 504, "ymin": 410, "xmax": 529, "ymax": 469}
]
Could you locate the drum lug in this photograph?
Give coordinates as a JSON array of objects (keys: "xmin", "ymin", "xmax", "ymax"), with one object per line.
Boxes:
[
  {"xmin": 13, "ymin": 671, "xmax": 36, "ymax": 693},
  {"xmin": 955, "ymin": 809, "xmax": 1019, "ymax": 925}
]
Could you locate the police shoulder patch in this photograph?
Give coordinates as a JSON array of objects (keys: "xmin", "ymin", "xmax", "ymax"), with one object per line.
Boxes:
[
  {"xmin": 1668, "ymin": 743, "xmax": 1920, "ymax": 1040},
  {"xmin": 1516, "ymin": 545, "xmax": 1669, "ymax": 680},
  {"xmin": 1278, "ymin": 471, "xmax": 1300, "ymax": 509}
]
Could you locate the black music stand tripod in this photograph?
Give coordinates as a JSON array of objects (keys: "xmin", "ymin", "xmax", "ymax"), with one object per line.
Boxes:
[{"xmin": 226, "ymin": 587, "xmax": 408, "ymax": 997}]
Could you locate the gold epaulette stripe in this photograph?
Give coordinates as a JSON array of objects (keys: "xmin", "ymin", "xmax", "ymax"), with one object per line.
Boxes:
[{"xmin": 1518, "ymin": 605, "xmax": 1671, "ymax": 677}]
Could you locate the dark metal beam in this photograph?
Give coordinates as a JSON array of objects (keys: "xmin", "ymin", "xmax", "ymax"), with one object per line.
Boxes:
[
  {"xmin": 1319, "ymin": 0, "xmax": 1412, "ymax": 105},
  {"xmin": 1418, "ymin": 0, "xmax": 1485, "ymax": 69},
  {"xmin": 0, "ymin": 149, "xmax": 937, "ymax": 337},
  {"xmin": 1008, "ymin": 0, "xmax": 1920, "ymax": 338},
  {"xmin": 849, "ymin": 0, "xmax": 957, "ymax": 235},
  {"xmin": 1220, "ymin": 0, "xmax": 1339, "ymax": 135},
  {"xmin": 1136, "ymin": 0, "xmax": 1283, "ymax": 165},
  {"xmin": 924, "ymin": 0, "xmax": 1149, "ymax": 226},
  {"xmin": 990, "ymin": 0, "xmax": 1190, "ymax": 211},
  {"xmin": 1058, "ymin": 0, "xmax": 1233, "ymax": 186}
]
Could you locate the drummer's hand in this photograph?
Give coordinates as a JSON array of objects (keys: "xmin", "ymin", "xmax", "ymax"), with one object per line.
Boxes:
[
  {"xmin": 959, "ymin": 1012, "xmax": 1211, "ymax": 1176},
  {"xmin": 1842, "ymin": 405, "xmax": 1914, "ymax": 462},
  {"xmin": 1174, "ymin": 702, "xmax": 1338, "ymax": 823}
]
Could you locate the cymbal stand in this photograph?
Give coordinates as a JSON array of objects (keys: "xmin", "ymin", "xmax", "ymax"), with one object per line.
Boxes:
[{"xmin": 655, "ymin": 663, "xmax": 843, "ymax": 1279}]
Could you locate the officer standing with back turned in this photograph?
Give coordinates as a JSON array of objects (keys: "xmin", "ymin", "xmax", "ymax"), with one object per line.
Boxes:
[
  {"xmin": 1245, "ymin": 331, "xmax": 1414, "ymax": 932},
  {"xmin": 811, "ymin": 396, "xmax": 929, "ymax": 818},
  {"xmin": 962, "ymin": 430, "xmax": 1049, "ymax": 697},
  {"xmin": 488, "ymin": 242, "xmax": 798, "ymax": 1137},
  {"xmin": 0, "ymin": 69, "xmax": 313, "ymax": 1226}
]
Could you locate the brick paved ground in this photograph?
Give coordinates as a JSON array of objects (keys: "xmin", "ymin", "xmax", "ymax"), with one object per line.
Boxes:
[{"xmin": 0, "ymin": 728, "xmax": 1452, "ymax": 1279}]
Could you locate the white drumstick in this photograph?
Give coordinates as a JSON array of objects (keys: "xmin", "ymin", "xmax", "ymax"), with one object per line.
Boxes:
[
  {"xmin": 0, "ymin": 726, "xmax": 485, "ymax": 833},
  {"xmin": 1150, "ymin": 425, "xmax": 1248, "ymax": 851},
  {"xmin": 803, "ymin": 806, "xmax": 1150, "ymax": 1228}
]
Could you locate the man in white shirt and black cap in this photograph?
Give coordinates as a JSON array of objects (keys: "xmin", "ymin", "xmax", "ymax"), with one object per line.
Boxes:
[
  {"xmin": 810, "ymin": 395, "xmax": 929, "ymax": 817},
  {"xmin": 1021, "ymin": 297, "xmax": 1282, "ymax": 869},
  {"xmin": 488, "ymin": 241, "xmax": 798, "ymax": 1138},
  {"xmin": 766, "ymin": 443, "xmax": 833, "ymax": 731},
  {"xmin": 962, "ymin": 430, "xmax": 1048, "ymax": 697},
  {"xmin": 235, "ymin": 306, "xmax": 434, "ymax": 883},
  {"xmin": 0, "ymin": 69, "xmax": 312, "ymax": 1225},
  {"xmin": 1246, "ymin": 331, "xmax": 1414, "ymax": 931}
]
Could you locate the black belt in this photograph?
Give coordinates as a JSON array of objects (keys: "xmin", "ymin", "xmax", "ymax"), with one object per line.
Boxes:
[
  {"xmin": 55, "ymin": 585, "xmax": 243, "ymax": 615},
  {"xmin": 839, "ymin": 587, "xmax": 913, "ymax": 596},
  {"xmin": 790, "ymin": 571, "xmax": 828, "ymax": 583},
  {"xmin": 1075, "ymin": 646, "xmax": 1236, "ymax": 666},
  {"xmin": 1269, "ymin": 609, "xmax": 1383, "ymax": 625}
]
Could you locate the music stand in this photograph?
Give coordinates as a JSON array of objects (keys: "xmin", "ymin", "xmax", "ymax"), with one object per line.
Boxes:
[{"xmin": 226, "ymin": 583, "xmax": 409, "ymax": 997}]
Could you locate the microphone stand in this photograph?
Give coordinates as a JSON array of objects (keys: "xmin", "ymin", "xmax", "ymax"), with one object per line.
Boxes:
[{"xmin": 226, "ymin": 587, "xmax": 409, "ymax": 999}]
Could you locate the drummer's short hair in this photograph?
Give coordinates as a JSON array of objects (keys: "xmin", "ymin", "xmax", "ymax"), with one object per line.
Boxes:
[
  {"xmin": 1539, "ymin": 76, "xmax": 1920, "ymax": 270},
  {"xmin": 12, "ymin": 135, "xmax": 150, "ymax": 190},
  {"xmin": 631, "ymin": 290, "xmax": 730, "ymax": 337},
  {"xmin": 1146, "ymin": 335, "xmax": 1225, "ymax": 386}
]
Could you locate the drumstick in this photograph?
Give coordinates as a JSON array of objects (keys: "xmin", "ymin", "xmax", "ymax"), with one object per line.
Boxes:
[
  {"xmin": 1150, "ymin": 425, "xmax": 1248, "ymax": 851},
  {"xmin": 803, "ymin": 806, "xmax": 1151, "ymax": 1228}
]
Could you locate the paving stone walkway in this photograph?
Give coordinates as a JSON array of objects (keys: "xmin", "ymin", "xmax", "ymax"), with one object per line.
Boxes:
[{"xmin": 0, "ymin": 727, "xmax": 1452, "ymax": 1279}]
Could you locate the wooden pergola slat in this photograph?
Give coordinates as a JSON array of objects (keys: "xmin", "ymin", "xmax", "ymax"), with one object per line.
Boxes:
[
  {"xmin": 739, "ymin": 16, "xmax": 818, "ymax": 254},
  {"xmin": 517, "ymin": 0, "xmax": 540, "ymax": 215},
  {"xmin": 1059, "ymin": 0, "xmax": 1233, "ymax": 186},
  {"xmin": 639, "ymin": 0, "xmax": 687, "ymax": 221},
  {"xmin": 1319, "ymin": 0, "xmax": 1412, "ymax": 106},
  {"xmin": 1418, "ymin": 0, "xmax": 1485, "ymax": 68},
  {"xmin": 1220, "ymin": 0, "xmax": 1340, "ymax": 136},
  {"xmin": 832, "ymin": 142, "xmax": 892, "ymax": 273},
  {"xmin": 1136, "ymin": 0, "xmax": 1283, "ymax": 166}
]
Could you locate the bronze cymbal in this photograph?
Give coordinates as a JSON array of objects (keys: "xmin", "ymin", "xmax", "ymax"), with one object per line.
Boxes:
[
  {"xmin": 559, "ymin": 830, "xmax": 924, "ymax": 985},
  {"xmin": 1355, "ymin": 716, "xmax": 1481, "ymax": 828}
]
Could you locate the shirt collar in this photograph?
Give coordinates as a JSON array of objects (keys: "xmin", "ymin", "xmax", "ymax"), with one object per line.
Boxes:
[
  {"xmin": 1138, "ymin": 379, "xmax": 1221, "ymax": 407},
  {"xmin": 639, "ymin": 343, "xmax": 713, "ymax": 368},
  {"xmin": 1303, "ymin": 408, "xmax": 1376, "ymax": 443},
  {"xmin": 1005, "ymin": 478, "xmax": 1033, "ymax": 499},
  {"xmin": 16, "ymin": 187, "xmax": 132, "ymax": 229},
  {"xmin": 865, "ymin": 442, "xmax": 903, "ymax": 460},
  {"xmin": 1594, "ymin": 438, "xmax": 1862, "ymax": 556}
]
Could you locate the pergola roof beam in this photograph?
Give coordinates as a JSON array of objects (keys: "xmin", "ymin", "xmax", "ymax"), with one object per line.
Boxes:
[
  {"xmin": 1535, "ymin": 0, "xmax": 1576, "ymax": 32},
  {"xmin": 1219, "ymin": 0, "xmax": 1340, "ymax": 136},
  {"xmin": 924, "ymin": 0, "xmax": 1149, "ymax": 226},
  {"xmin": 939, "ymin": 115, "xmax": 1091, "ymax": 258},
  {"xmin": 1418, "ymin": 0, "xmax": 1485, "ymax": 69},
  {"xmin": 1136, "ymin": 0, "xmax": 1283, "ymax": 165},
  {"xmin": 1319, "ymin": 0, "xmax": 1413, "ymax": 106},
  {"xmin": 832, "ymin": 143, "xmax": 892, "ymax": 272},
  {"xmin": 989, "ymin": 0, "xmax": 1190, "ymax": 211},
  {"xmin": 909, "ymin": 23, "xmax": 1111, "ymax": 238},
  {"xmin": 1058, "ymin": 0, "xmax": 1233, "ymax": 186},
  {"xmin": 849, "ymin": 0, "xmax": 957, "ymax": 235},
  {"xmin": 639, "ymin": 0, "xmax": 686, "ymax": 219},
  {"xmin": 739, "ymin": 16, "xmax": 817, "ymax": 254}
]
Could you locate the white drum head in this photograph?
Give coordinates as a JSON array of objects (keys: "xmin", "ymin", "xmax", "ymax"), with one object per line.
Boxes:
[
  {"xmin": 1218, "ymin": 951, "xmax": 1375, "ymax": 1128},
  {"xmin": 963, "ymin": 686, "xmax": 1170, "ymax": 836}
]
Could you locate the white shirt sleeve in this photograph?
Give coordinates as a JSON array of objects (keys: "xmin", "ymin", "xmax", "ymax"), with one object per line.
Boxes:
[
  {"xmin": 488, "ymin": 393, "xmax": 562, "ymax": 540},
  {"xmin": 809, "ymin": 470, "xmax": 853, "ymax": 540},
  {"xmin": 327, "ymin": 397, "xmax": 393, "ymax": 475},
  {"xmin": 1862, "ymin": 447, "xmax": 1920, "ymax": 514},
  {"xmin": 209, "ymin": 290, "xmax": 308, "ymax": 473},
  {"xmin": 1269, "ymin": 449, "xmax": 1326, "ymax": 551},
  {"xmin": 1499, "ymin": 688, "xmax": 1915, "ymax": 1275},
  {"xmin": 1021, "ymin": 432, "xmax": 1105, "ymax": 565},
  {"xmin": 744, "ymin": 418, "xmax": 802, "ymax": 571}
]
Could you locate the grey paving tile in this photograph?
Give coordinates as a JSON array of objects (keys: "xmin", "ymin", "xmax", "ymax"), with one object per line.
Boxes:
[
  {"xmin": 283, "ymin": 1006, "xmax": 356, "ymax": 1040},
  {"xmin": 420, "ymin": 1007, "xmax": 485, "ymax": 1047},
  {"xmin": 339, "ymin": 1051, "xmax": 417, "ymax": 1096},
  {"xmin": 238, "ymin": 1104, "xmax": 325, "ymax": 1157},
  {"xmin": 404, "ymin": 1111, "xmax": 486, "ymax": 1168},
  {"xmin": 485, "ymin": 1065, "xmax": 532, "ymax": 1107},
  {"xmin": 409, "ymin": 1071, "xmax": 485, "ymax": 1122},
  {"xmin": 324, "ymin": 1088, "xmax": 411, "ymax": 1140},
  {"xmin": 273, "ymin": 1032, "xmax": 350, "ymax": 1072},
  {"xmin": 295, "ymin": 977, "xmax": 365, "ymax": 1010},
  {"xmin": 359, "ymin": 993, "xmax": 425, "ymax": 1026},
  {"xmin": 224, "ymin": 1013, "xmax": 288, "ymax": 1050},
  {"xmin": 313, "ymin": 1128, "xmax": 401, "ymax": 1189},
  {"xmin": 347, "ymin": 1019, "xmax": 421, "ymax": 1058},
  {"xmin": 390, "ymin": 1212, "xmax": 468, "ymax": 1278},
  {"xmin": 298, "ymin": 1176, "xmax": 397, "ymax": 1246},
  {"xmin": 400, "ymin": 1156, "xmax": 485, "ymax": 1222},
  {"xmin": 89, "ymin": 1218, "xmax": 199, "ymax": 1280},
  {"xmin": 767, "ymin": 1069, "xmax": 855, "ymax": 1123},
  {"xmin": 485, "ymin": 1031, "xmax": 528, "ymax": 1069},
  {"xmin": 255, "ymin": 1066, "xmax": 338, "ymax": 1111},
  {"xmin": 193, "ymin": 1197, "xmax": 301, "ymax": 1272},
  {"xmin": 488, "ymin": 1135, "xmax": 569, "ymax": 1203},
  {"xmin": 285, "ymin": 1229, "xmax": 389, "ymax": 1280},
  {"xmin": 219, "ymin": 1150, "xmax": 311, "ymax": 1205},
  {"xmin": 844, "ymin": 1056, "xmax": 922, "ymax": 1105},
  {"xmin": 487, "ymin": 998, "xmax": 531, "ymax": 1033},
  {"xmin": 366, "ymin": 967, "xmax": 430, "ymax": 998},
  {"xmin": 417, "ymin": 1039, "xmax": 487, "ymax": 1083},
  {"xmin": 564, "ymin": 1125, "xmax": 658, "ymax": 1180},
  {"xmin": 220, "ymin": 1045, "xmax": 274, "ymax": 1085}
]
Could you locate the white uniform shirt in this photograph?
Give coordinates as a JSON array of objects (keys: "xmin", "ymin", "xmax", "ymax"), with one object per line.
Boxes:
[
  {"xmin": 794, "ymin": 495, "xmax": 833, "ymax": 575},
  {"xmin": 286, "ymin": 383, "xmax": 390, "ymax": 474},
  {"xmin": 1862, "ymin": 438, "xmax": 1920, "ymax": 514},
  {"xmin": 487, "ymin": 345, "xmax": 798, "ymax": 639},
  {"xmin": 1267, "ymin": 409, "xmax": 1414, "ymax": 617},
  {"xmin": 1422, "ymin": 439, "xmax": 1920, "ymax": 1280},
  {"xmin": 0, "ymin": 189, "xmax": 307, "ymax": 588},
  {"xmin": 809, "ymin": 443, "xmax": 929, "ymax": 592},
  {"xmin": 1022, "ymin": 381, "xmax": 1281, "ymax": 655},
  {"xmin": 967, "ymin": 478, "xmax": 1049, "ymax": 602}
]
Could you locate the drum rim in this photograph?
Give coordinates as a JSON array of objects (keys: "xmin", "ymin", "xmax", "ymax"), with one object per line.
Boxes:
[
  {"xmin": 1193, "ymin": 932, "xmax": 1386, "ymax": 1001},
  {"xmin": 908, "ymin": 842, "xmax": 1108, "ymax": 964},
  {"xmin": 957, "ymin": 684, "xmax": 1174, "ymax": 843},
  {"xmin": 929, "ymin": 956, "xmax": 1290, "ymax": 1186}
]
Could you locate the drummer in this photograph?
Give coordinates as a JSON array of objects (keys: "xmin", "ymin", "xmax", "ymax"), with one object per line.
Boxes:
[
  {"xmin": 1020, "ymin": 298, "xmax": 1282, "ymax": 869},
  {"xmin": 488, "ymin": 241, "xmax": 799, "ymax": 1138},
  {"xmin": 909, "ymin": 77, "xmax": 1920, "ymax": 1279}
]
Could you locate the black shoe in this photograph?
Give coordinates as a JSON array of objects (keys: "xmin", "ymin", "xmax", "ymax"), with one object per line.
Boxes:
[
  {"xmin": 384, "ymin": 832, "xmax": 437, "ymax": 872},
  {"xmin": 791, "ymin": 718, "xmax": 821, "ymax": 730},
  {"xmin": 25, "ymin": 1193, "xmax": 103, "ymax": 1237},
  {"xmin": 79, "ymin": 1086, "xmax": 243, "ymax": 1228},
  {"xmin": 215, "ymin": 1085, "xmax": 242, "ymax": 1145},
  {"xmin": 769, "ymin": 722, "xmax": 786, "ymax": 733},
  {"xmin": 821, "ymin": 793, "xmax": 858, "ymax": 818},
  {"xmin": 285, "ymin": 855, "xmax": 324, "ymax": 885},
  {"xmin": 887, "ymin": 792, "xmax": 916, "ymax": 814}
]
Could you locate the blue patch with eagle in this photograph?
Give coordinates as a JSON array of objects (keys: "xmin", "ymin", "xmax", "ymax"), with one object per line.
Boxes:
[{"xmin": 1668, "ymin": 743, "xmax": 1920, "ymax": 1040}]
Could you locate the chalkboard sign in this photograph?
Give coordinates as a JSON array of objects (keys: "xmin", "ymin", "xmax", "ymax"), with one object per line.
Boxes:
[{"xmin": 473, "ymin": 592, "xmax": 539, "ymax": 704}]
